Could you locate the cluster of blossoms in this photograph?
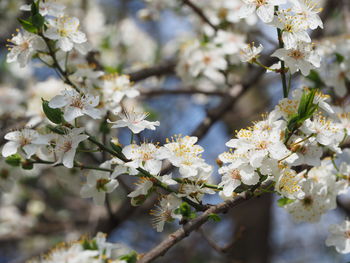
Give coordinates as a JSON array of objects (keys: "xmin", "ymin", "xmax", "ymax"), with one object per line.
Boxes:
[
  {"xmin": 218, "ymin": 86, "xmax": 350, "ymax": 253},
  {"xmin": 308, "ymin": 35, "xmax": 350, "ymax": 97},
  {"xmin": 3, "ymin": 0, "xmax": 350, "ymax": 259},
  {"xmin": 29, "ymin": 232, "xmax": 136, "ymax": 263}
]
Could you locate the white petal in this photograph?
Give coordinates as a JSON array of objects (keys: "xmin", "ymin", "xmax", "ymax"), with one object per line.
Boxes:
[
  {"xmin": 64, "ymin": 106, "xmax": 83, "ymax": 122},
  {"xmin": 49, "ymin": 95, "xmax": 69, "ymax": 108},
  {"xmin": 2, "ymin": 141, "xmax": 19, "ymax": 157}
]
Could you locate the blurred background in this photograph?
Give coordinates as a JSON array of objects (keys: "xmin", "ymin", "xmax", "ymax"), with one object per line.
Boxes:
[{"xmin": 1, "ymin": 0, "xmax": 350, "ymax": 262}]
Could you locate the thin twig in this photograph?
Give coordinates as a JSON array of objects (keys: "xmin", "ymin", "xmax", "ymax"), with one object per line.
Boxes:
[
  {"xmin": 198, "ymin": 225, "xmax": 245, "ymax": 253},
  {"xmin": 182, "ymin": 0, "xmax": 218, "ymax": 32}
]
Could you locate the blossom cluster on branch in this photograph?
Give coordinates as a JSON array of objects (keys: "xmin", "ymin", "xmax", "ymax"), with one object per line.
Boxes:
[{"xmin": 1, "ymin": 0, "xmax": 350, "ymax": 261}]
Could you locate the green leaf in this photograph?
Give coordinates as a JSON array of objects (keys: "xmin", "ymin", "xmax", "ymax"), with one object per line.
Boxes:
[
  {"xmin": 174, "ymin": 202, "xmax": 196, "ymax": 219},
  {"xmin": 18, "ymin": 18, "xmax": 37, "ymax": 33},
  {"xmin": 31, "ymin": 1, "xmax": 39, "ymax": 15},
  {"xmin": 5, "ymin": 154, "xmax": 22, "ymax": 167},
  {"xmin": 119, "ymin": 251, "xmax": 138, "ymax": 263},
  {"xmin": 31, "ymin": 13, "xmax": 44, "ymax": 29},
  {"xmin": 208, "ymin": 213, "xmax": 221, "ymax": 222},
  {"xmin": 82, "ymin": 239, "xmax": 98, "ymax": 250},
  {"xmin": 277, "ymin": 197, "xmax": 294, "ymax": 207},
  {"xmin": 42, "ymin": 99, "xmax": 63, "ymax": 124},
  {"xmin": 335, "ymin": 53, "xmax": 345, "ymax": 63}
]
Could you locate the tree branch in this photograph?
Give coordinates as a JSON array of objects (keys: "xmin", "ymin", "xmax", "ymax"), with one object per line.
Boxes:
[
  {"xmin": 128, "ymin": 60, "xmax": 176, "ymax": 82},
  {"xmin": 182, "ymin": 0, "xmax": 218, "ymax": 32},
  {"xmin": 137, "ymin": 190, "xmax": 254, "ymax": 263}
]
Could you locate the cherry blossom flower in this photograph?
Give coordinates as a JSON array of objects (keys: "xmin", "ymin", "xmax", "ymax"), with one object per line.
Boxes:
[
  {"xmin": 122, "ymin": 143, "xmax": 162, "ymax": 175},
  {"xmin": 290, "ymin": 0, "xmax": 323, "ymax": 30},
  {"xmin": 101, "ymin": 74, "xmax": 140, "ymax": 110},
  {"xmin": 53, "ymin": 128, "xmax": 89, "ymax": 168},
  {"xmin": 326, "ymin": 220, "xmax": 350, "ymax": 254},
  {"xmin": 109, "ymin": 109, "xmax": 160, "ymax": 134},
  {"xmin": 80, "ymin": 161, "xmax": 124, "ymax": 205},
  {"xmin": 6, "ymin": 30, "xmax": 46, "ymax": 67},
  {"xmin": 273, "ymin": 11, "xmax": 311, "ymax": 49},
  {"xmin": 20, "ymin": 1, "xmax": 65, "ymax": 17},
  {"xmin": 272, "ymin": 42, "xmax": 321, "ymax": 76},
  {"xmin": 239, "ymin": 43, "xmax": 263, "ymax": 63},
  {"xmin": 239, "ymin": 0, "xmax": 286, "ymax": 23},
  {"xmin": 2, "ymin": 128, "xmax": 49, "ymax": 158},
  {"xmin": 44, "ymin": 16, "xmax": 89, "ymax": 53},
  {"xmin": 150, "ymin": 194, "xmax": 182, "ymax": 232},
  {"xmin": 49, "ymin": 89, "xmax": 102, "ymax": 122}
]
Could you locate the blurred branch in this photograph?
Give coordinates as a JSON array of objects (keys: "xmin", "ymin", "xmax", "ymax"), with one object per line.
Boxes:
[
  {"xmin": 128, "ymin": 60, "xmax": 176, "ymax": 82},
  {"xmin": 137, "ymin": 185, "xmax": 264, "ymax": 263},
  {"xmin": 313, "ymin": 0, "xmax": 341, "ymax": 39},
  {"xmin": 140, "ymin": 88, "xmax": 227, "ymax": 97},
  {"xmin": 198, "ymin": 225, "xmax": 245, "ymax": 253},
  {"xmin": 182, "ymin": 0, "xmax": 218, "ymax": 31}
]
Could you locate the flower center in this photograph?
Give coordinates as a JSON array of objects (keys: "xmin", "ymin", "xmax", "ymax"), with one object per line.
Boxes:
[
  {"xmin": 20, "ymin": 41, "xmax": 30, "ymax": 51},
  {"xmin": 62, "ymin": 141, "xmax": 72, "ymax": 152},
  {"xmin": 20, "ymin": 136, "xmax": 31, "ymax": 146},
  {"xmin": 255, "ymin": 0, "xmax": 267, "ymax": 6},
  {"xmin": 70, "ymin": 97, "xmax": 84, "ymax": 109},
  {"xmin": 303, "ymin": 196, "xmax": 313, "ymax": 206},
  {"xmin": 344, "ymin": 231, "xmax": 350, "ymax": 239},
  {"xmin": 203, "ymin": 55, "xmax": 212, "ymax": 65},
  {"xmin": 230, "ymin": 169, "xmax": 241, "ymax": 180},
  {"xmin": 288, "ymin": 50, "xmax": 305, "ymax": 60},
  {"xmin": 256, "ymin": 141, "xmax": 268, "ymax": 150},
  {"xmin": 96, "ymin": 178, "xmax": 110, "ymax": 191},
  {"xmin": 218, "ymin": 8, "xmax": 228, "ymax": 19}
]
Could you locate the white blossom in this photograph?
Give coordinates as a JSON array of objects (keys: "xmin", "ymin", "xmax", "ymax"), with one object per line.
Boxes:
[
  {"xmin": 239, "ymin": 43, "xmax": 263, "ymax": 63},
  {"xmin": 53, "ymin": 128, "xmax": 89, "ymax": 168},
  {"xmin": 44, "ymin": 16, "xmax": 89, "ymax": 53},
  {"xmin": 20, "ymin": 1, "xmax": 65, "ymax": 17},
  {"xmin": 2, "ymin": 128, "xmax": 49, "ymax": 158},
  {"xmin": 326, "ymin": 220, "xmax": 350, "ymax": 254},
  {"xmin": 272, "ymin": 42, "xmax": 321, "ymax": 76},
  {"xmin": 109, "ymin": 109, "xmax": 160, "ymax": 134},
  {"xmin": 239, "ymin": 0, "xmax": 286, "ymax": 23},
  {"xmin": 49, "ymin": 89, "xmax": 102, "ymax": 122},
  {"xmin": 80, "ymin": 161, "xmax": 124, "ymax": 205},
  {"xmin": 6, "ymin": 30, "xmax": 46, "ymax": 67}
]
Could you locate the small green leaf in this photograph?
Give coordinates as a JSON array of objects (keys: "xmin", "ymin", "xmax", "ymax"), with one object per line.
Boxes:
[
  {"xmin": 31, "ymin": 1, "xmax": 39, "ymax": 15},
  {"xmin": 42, "ymin": 99, "xmax": 63, "ymax": 124},
  {"xmin": 5, "ymin": 154, "xmax": 22, "ymax": 167},
  {"xmin": 82, "ymin": 239, "xmax": 98, "ymax": 250},
  {"xmin": 174, "ymin": 202, "xmax": 196, "ymax": 219},
  {"xmin": 119, "ymin": 251, "xmax": 138, "ymax": 263},
  {"xmin": 335, "ymin": 53, "xmax": 345, "ymax": 63},
  {"xmin": 18, "ymin": 18, "xmax": 37, "ymax": 33},
  {"xmin": 208, "ymin": 213, "xmax": 221, "ymax": 222},
  {"xmin": 277, "ymin": 197, "xmax": 294, "ymax": 207},
  {"xmin": 31, "ymin": 13, "xmax": 44, "ymax": 29}
]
